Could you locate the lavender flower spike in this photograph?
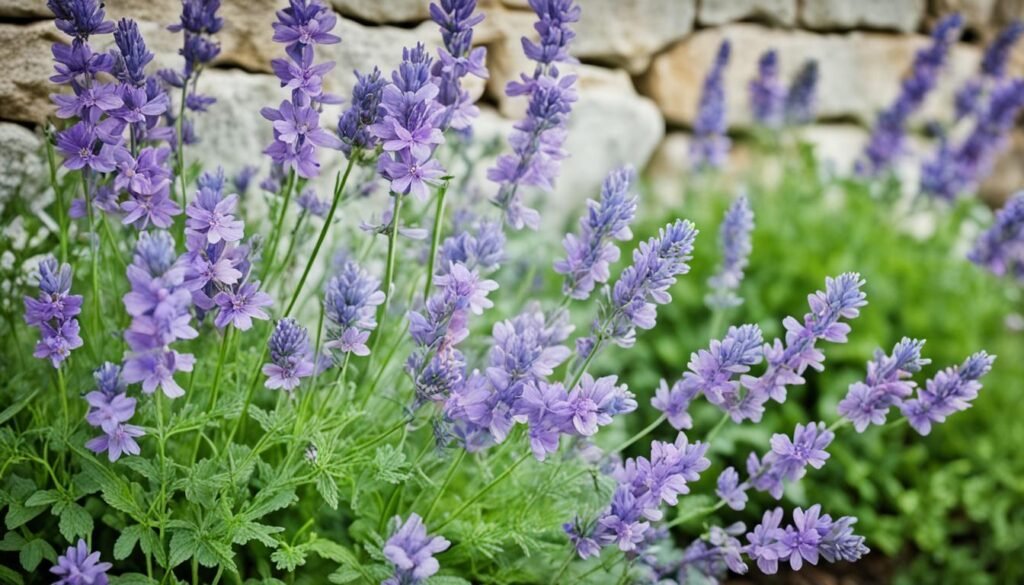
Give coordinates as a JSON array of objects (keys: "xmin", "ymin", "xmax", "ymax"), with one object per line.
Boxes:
[
  {"xmin": 749, "ymin": 49, "xmax": 785, "ymax": 129},
  {"xmin": 50, "ymin": 539, "xmax": 112, "ymax": 585},
  {"xmin": 383, "ymin": 513, "xmax": 451, "ymax": 585},
  {"xmin": 954, "ymin": 20, "xmax": 1024, "ymax": 119},
  {"xmin": 323, "ymin": 260, "xmax": 386, "ymax": 357},
  {"xmin": 263, "ymin": 318, "xmax": 315, "ymax": 391},
  {"xmin": 707, "ymin": 194, "xmax": 754, "ymax": 309},
  {"xmin": 746, "ymin": 421, "xmax": 835, "ymax": 499},
  {"xmin": 901, "ymin": 351, "xmax": 995, "ymax": 435},
  {"xmin": 837, "ymin": 338, "xmax": 929, "ymax": 432},
  {"xmin": 745, "ymin": 506, "xmax": 868, "ymax": 575},
  {"xmin": 23, "ymin": 256, "xmax": 84, "ymax": 368},
  {"xmin": 84, "ymin": 362, "xmax": 145, "ymax": 462},
  {"xmin": 691, "ymin": 40, "xmax": 731, "ymax": 170},
  {"xmin": 969, "ymin": 192, "xmax": 1024, "ymax": 280},
  {"xmin": 784, "ymin": 60, "xmax": 818, "ymax": 126},
  {"xmin": 554, "ymin": 165, "xmax": 638, "ymax": 300}
]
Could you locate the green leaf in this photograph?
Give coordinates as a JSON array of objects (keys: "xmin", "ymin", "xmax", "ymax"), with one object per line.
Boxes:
[
  {"xmin": 0, "ymin": 389, "xmax": 39, "ymax": 426},
  {"xmin": 270, "ymin": 543, "xmax": 306, "ymax": 572},
  {"xmin": 139, "ymin": 527, "xmax": 167, "ymax": 568},
  {"xmin": 194, "ymin": 537, "xmax": 236, "ymax": 572},
  {"xmin": 184, "ymin": 459, "xmax": 226, "ymax": 505},
  {"xmin": 0, "ymin": 531, "xmax": 26, "ymax": 552},
  {"xmin": 231, "ymin": 521, "xmax": 283, "ymax": 548},
  {"xmin": 5, "ymin": 501, "xmax": 46, "ymax": 530},
  {"xmin": 243, "ymin": 488, "xmax": 296, "ymax": 522},
  {"xmin": 109, "ymin": 574, "xmax": 158, "ymax": 585},
  {"xmin": 24, "ymin": 490, "xmax": 60, "ymax": 508},
  {"xmin": 315, "ymin": 472, "xmax": 339, "ymax": 510},
  {"xmin": 168, "ymin": 526, "xmax": 199, "ymax": 568},
  {"xmin": 115, "ymin": 525, "xmax": 144, "ymax": 560},
  {"xmin": 426, "ymin": 577, "xmax": 473, "ymax": 585},
  {"xmin": 327, "ymin": 568, "xmax": 360, "ymax": 584},
  {"xmin": 58, "ymin": 502, "xmax": 93, "ymax": 542},
  {"xmin": 19, "ymin": 538, "xmax": 56, "ymax": 572},
  {"xmin": 373, "ymin": 445, "xmax": 410, "ymax": 485},
  {"xmin": 0, "ymin": 564, "xmax": 24, "ymax": 585},
  {"xmin": 119, "ymin": 458, "xmax": 161, "ymax": 485}
]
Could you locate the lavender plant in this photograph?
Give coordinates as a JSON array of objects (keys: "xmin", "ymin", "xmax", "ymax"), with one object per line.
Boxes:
[{"xmin": 1, "ymin": 2, "xmax": 1002, "ymax": 584}]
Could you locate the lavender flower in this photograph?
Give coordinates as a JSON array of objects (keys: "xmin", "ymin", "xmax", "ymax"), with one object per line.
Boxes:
[
  {"xmin": 706, "ymin": 194, "xmax": 754, "ymax": 309},
  {"xmin": 737, "ymin": 273, "xmax": 867, "ymax": 422},
  {"xmin": 162, "ymin": 0, "xmax": 222, "ymax": 150},
  {"xmin": 263, "ymin": 318, "xmax": 315, "ymax": 391},
  {"xmin": 435, "ymin": 219, "xmax": 506, "ymax": 276},
  {"xmin": 784, "ymin": 60, "xmax": 818, "ymax": 126},
  {"xmin": 947, "ymin": 79, "xmax": 1024, "ymax": 196},
  {"xmin": 969, "ymin": 192, "xmax": 1024, "ymax": 280},
  {"xmin": 430, "ymin": 0, "xmax": 489, "ymax": 130},
  {"xmin": 691, "ymin": 40, "xmax": 731, "ymax": 170},
  {"xmin": 337, "ymin": 68, "xmax": 387, "ymax": 157},
  {"xmin": 55, "ymin": 122, "xmax": 118, "ymax": 173},
  {"xmin": 185, "ymin": 187, "xmax": 243, "ymax": 243},
  {"xmin": 837, "ymin": 338, "xmax": 929, "ymax": 431},
  {"xmin": 554, "ymin": 166, "xmax": 638, "ymax": 300},
  {"xmin": 858, "ymin": 14, "xmax": 962, "ymax": 177},
  {"xmin": 746, "ymin": 422, "xmax": 834, "ymax": 499},
  {"xmin": 324, "ymin": 260, "xmax": 386, "ymax": 357},
  {"xmin": 900, "ymin": 351, "xmax": 995, "ymax": 435},
  {"xmin": 113, "ymin": 18, "xmax": 154, "ymax": 87},
  {"xmin": 84, "ymin": 362, "xmax": 145, "ymax": 461},
  {"xmin": 122, "ymin": 231, "xmax": 197, "ymax": 398},
  {"xmin": 23, "ymin": 257, "xmax": 84, "ymax": 368},
  {"xmin": 50, "ymin": 539, "xmax": 111, "ymax": 585},
  {"xmin": 490, "ymin": 0, "xmax": 581, "ymax": 230},
  {"xmin": 383, "ymin": 513, "xmax": 451, "ymax": 585},
  {"xmin": 954, "ymin": 20, "xmax": 1024, "ymax": 119},
  {"xmin": 716, "ymin": 467, "xmax": 749, "ymax": 511},
  {"xmin": 213, "ymin": 281, "xmax": 273, "ymax": 330},
  {"xmin": 746, "ymin": 505, "xmax": 867, "ymax": 574},
  {"xmin": 749, "ymin": 49, "xmax": 785, "ymax": 129}
]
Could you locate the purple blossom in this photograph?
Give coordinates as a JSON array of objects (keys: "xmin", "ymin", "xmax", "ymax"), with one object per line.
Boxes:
[
  {"xmin": 23, "ymin": 257, "xmax": 83, "ymax": 368},
  {"xmin": 858, "ymin": 14, "xmax": 962, "ymax": 177},
  {"xmin": 430, "ymin": 0, "xmax": 489, "ymax": 130},
  {"xmin": 969, "ymin": 192, "xmax": 1024, "ymax": 280},
  {"xmin": 746, "ymin": 422, "xmax": 834, "ymax": 499},
  {"xmin": 555, "ymin": 166, "xmax": 638, "ymax": 300},
  {"xmin": 691, "ymin": 40, "xmax": 731, "ymax": 170},
  {"xmin": 651, "ymin": 378, "xmax": 697, "ymax": 430},
  {"xmin": 784, "ymin": 60, "xmax": 818, "ymax": 126},
  {"xmin": 51, "ymin": 40, "xmax": 114, "ymax": 85},
  {"xmin": 338, "ymin": 68, "xmax": 387, "ymax": 157},
  {"xmin": 295, "ymin": 188, "xmax": 331, "ymax": 218},
  {"xmin": 271, "ymin": 0, "xmax": 340, "ymax": 62},
  {"xmin": 48, "ymin": 0, "xmax": 114, "ymax": 39},
  {"xmin": 51, "ymin": 83, "xmax": 123, "ymax": 125},
  {"xmin": 163, "ymin": 0, "xmax": 221, "ymax": 143},
  {"xmin": 185, "ymin": 188, "xmax": 244, "ymax": 243},
  {"xmin": 263, "ymin": 318, "xmax": 315, "ymax": 391},
  {"xmin": 50, "ymin": 539, "xmax": 111, "ymax": 585},
  {"xmin": 324, "ymin": 260, "xmax": 385, "ymax": 357},
  {"xmin": 378, "ymin": 152, "xmax": 446, "ymax": 201},
  {"xmin": 113, "ymin": 18, "xmax": 154, "ymax": 87},
  {"xmin": 55, "ymin": 122, "xmax": 118, "ymax": 173},
  {"xmin": 837, "ymin": 338, "xmax": 929, "ymax": 431},
  {"xmin": 749, "ymin": 49, "xmax": 785, "ymax": 128},
  {"xmin": 213, "ymin": 281, "xmax": 272, "ymax": 330},
  {"xmin": 744, "ymin": 506, "xmax": 867, "ymax": 575},
  {"xmin": 716, "ymin": 466, "xmax": 750, "ymax": 511},
  {"xmin": 679, "ymin": 522, "xmax": 749, "ymax": 579},
  {"xmin": 706, "ymin": 194, "xmax": 754, "ymax": 309},
  {"xmin": 900, "ymin": 351, "xmax": 995, "ymax": 435},
  {"xmin": 435, "ymin": 219, "xmax": 506, "ymax": 276},
  {"xmin": 955, "ymin": 20, "xmax": 1024, "ymax": 119},
  {"xmin": 383, "ymin": 513, "xmax": 451, "ymax": 585},
  {"xmin": 86, "ymin": 422, "xmax": 145, "ymax": 462},
  {"xmin": 521, "ymin": 0, "xmax": 581, "ymax": 72}
]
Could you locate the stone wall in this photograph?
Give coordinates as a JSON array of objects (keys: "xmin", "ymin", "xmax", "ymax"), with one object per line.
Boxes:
[{"xmin": 2, "ymin": 0, "xmax": 1024, "ymax": 213}]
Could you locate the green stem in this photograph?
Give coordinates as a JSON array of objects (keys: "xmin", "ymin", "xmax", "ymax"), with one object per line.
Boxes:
[
  {"xmin": 666, "ymin": 499, "xmax": 727, "ymax": 529},
  {"xmin": 44, "ymin": 129, "xmax": 68, "ymax": 263},
  {"xmin": 423, "ymin": 181, "xmax": 449, "ymax": 297},
  {"xmin": 610, "ymin": 413, "xmax": 666, "ymax": 454},
  {"xmin": 551, "ymin": 548, "xmax": 575, "ymax": 583},
  {"xmin": 370, "ymin": 193, "xmax": 405, "ymax": 357},
  {"xmin": 176, "ymin": 83, "xmax": 188, "ymax": 210},
  {"xmin": 56, "ymin": 366, "xmax": 68, "ymax": 435},
  {"xmin": 82, "ymin": 172, "xmax": 103, "ymax": 346},
  {"xmin": 270, "ymin": 209, "xmax": 308, "ymax": 289},
  {"xmin": 434, "ymin": 452, "xmax": 530, "ymax": 531},
  {"xmin": 261, "ymin": 170, "xmax": 297, "ymax": 282},
  {"xmin": 707, "ymin": 309, "xmax": 726, "ymax": 340},
  {"xmin": 425, "ymin": 449, "xmax": 465, "ymax": 523},
  {"xmin": 705, "ymin": 412, "xmax": 730, "ymax": 444},
  {"xmin": 567, "ymin": 333, "xmax": 606, "ymax": 390},
  {"xmin": 191, "ymin": 327, "xmax": 233, "ymax": 464}
]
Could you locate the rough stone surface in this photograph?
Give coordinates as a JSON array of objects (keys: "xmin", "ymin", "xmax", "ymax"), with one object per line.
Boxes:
[
  {"xmin": 980, "ymin": 131, "xmax": 1024, "ymax": 205},
  {"xmin": 571, "ymin": 0, "xmax": 696, "ymax": 73},
  {"xmin": 641, "ymin": 24, "xmax": 979, "ymax": 128},
  {"xmin": 800, "ymin": 124, "xmax": 871, "ymax": 175},
  {"xmin": 0, "ymin": 123, "xmax": 46, "ymax": 205},
  {"xmin": 329, "ymin": 0, "xmax": 431, "ymax": 24},
  {"xmin": 0, "ymin": 1, "xmax": 51, "ymax": 19},
  {"xmin": 933, "ymin": 0, "xmax": 999, "ymax": 32},
  {"xmin": 699, "ymin": 0, "xmax": 798, "ymax": 27},
  {"xmin": 0, "ymin": 22, "xmax": 61, "ymax": 125},
  {"xmin": 801, "ymin": 0, "xmax": 926, "ymax": 32}
]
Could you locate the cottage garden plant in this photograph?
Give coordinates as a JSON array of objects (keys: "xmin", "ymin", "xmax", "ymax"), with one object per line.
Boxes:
[{"xmin": 0, "ymin": 1, "xmax": 1018, "ymax": 584}]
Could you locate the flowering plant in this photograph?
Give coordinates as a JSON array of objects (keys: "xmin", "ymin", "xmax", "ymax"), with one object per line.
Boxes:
[{"xmin": 0, "ymin": 1, "xmax": 1005, "ymax": 584}]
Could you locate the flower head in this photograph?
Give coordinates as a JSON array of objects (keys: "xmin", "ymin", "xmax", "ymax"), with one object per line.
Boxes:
[
  {"xmin": 50, "ymin": 539, "xmax": 111, "ymax": 585},
  {"xmin": 383, "ymin": 514, "xmax": 451, "ymax": 585}
]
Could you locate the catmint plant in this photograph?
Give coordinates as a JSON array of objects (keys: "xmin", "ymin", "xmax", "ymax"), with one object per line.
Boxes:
[{"xmin": 23, "ymin": 257, "xmax": 84, "ymax": 367}]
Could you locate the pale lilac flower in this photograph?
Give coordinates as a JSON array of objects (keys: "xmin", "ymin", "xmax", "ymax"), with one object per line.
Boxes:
[
  {"xmin": 691, "ymin": 40, "xmax": 731, "ymax": 170},
  {"xmin": 263, "ymin": 318, "xmax": 315, "ymax": 391},
  {"xmin": 837, "ymin": 338, "xmax": 929, "ymax": 431},
  {"xmin": 900, "ymin": 351, "xmax": 995, "ymax": 435},
  {"xmin": 50, "ymin": 539, "xmax": 111, "ymax": 585},
  {"xmin": 383, "ymin": 513, "xmax": 451, "ymax": 585},
  {"xmin": 969, "ymin": 192, "xmax": 1024, "ymax": 280},
  {"xmin": 213, "ymin": 282, "xmax": 272, "ymax": 330},
  {"xmin": 324, "ymin": 260, "xmax": 385, "ymax": 357},
  {"xmin": 23, "ymin": 257, "xmax": 84, "ymax": 368},
  {"xmin": 707, "ymin": 194, "xmax": 754, "ymax": 309}
]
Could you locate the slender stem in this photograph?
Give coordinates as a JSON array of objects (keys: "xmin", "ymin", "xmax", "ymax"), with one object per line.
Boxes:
[
  {"xmin": 270, "ymin": 209, "xmax": 308, "ymax": 289},
  {"xmin": 435, "ymin": 452, "xmax": 530, "ymax": 531},
  {"xmin": 423, "ymin": 181, "xmax": 449, "ymax": 297},
  {"xmin": 175, "ymin": 83, "xmax": 189, "ymax": 210},
  {"xmin": 261, "ymin": 170, "xmax": 297, "ymax": 282},
  {"xmin": 707, "ymin": 309, "xmax": 726, "ymax": 340},
  {"xmin": 666, "ymin": 499, "xmax": 727, "ymax": 529},
  {"xmin": 552, "ymin": 548, "xmax": 575, "ymax": 583},
  {"xmin": 81, "ymin": 172, "xmax": 103, "ymax": 352},
  {"xmin": 191, "ymin": 327, "xmax": 232, "ymax": 464},
  {"xmin": 44, "ymin": 129, "xmax": 68, "ymax": 263},
  {"xmin": 705, "ymin": 412, "xmax": 731, "ymax": 444},
  {"xmin": 610, "ymin": 413, "xmax": 666, "ymax": 454},
  {"xmin": 567, "ymin": 333, "xmax": 606, "ymax": 390},
  {"xmin": 425, "ymin": 449, "xmax": 465, "ymax": 523},
  {"xmin": 56, "ymin": 366, "xmax": 68, "ymax": 434},
  {"xmin": 371, "ymin": 193, "xmax": 405, "ymax": 356}
]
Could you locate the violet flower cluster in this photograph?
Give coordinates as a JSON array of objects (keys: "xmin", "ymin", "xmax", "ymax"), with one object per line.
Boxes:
[
  {"xmin": 858, "ymin": 13, "xmax": 963, "ymax": 177},
  {"xmin": 490, "ymin": 0, "xmax": 581, "ymax": 230},
  {"xmin": 554, "ymin": 166, "xmax": 638, "ymax": 301},
  {"xmin": 429, "ymin": 0, "xmax": 489, "ymax": 131},
  {"xmin": 122, "ymin": 231, "xmax": 197, "ymax": 398},
  {"xmin": 691, "ymin": 40, "xmax": 731, "ymax": 170},
  {"xmin": 161, "ymin": 0, "xmax": 223, "ymax": 148},
  {"xmin": 706, "ymin": 194, "xmax": 754, "ymax": 309},
  {"xmin": 564, "ymin": 434, "xmax": 711, "ymax": 558},
  {"xmin": 899, "ymin": 351, "xmax": 995, "ymax": 435},
  {"xmin": 337, "ymin": 67, "xmax": 388, "ymax": 158},
  {"xmin": 50, "ymin": 539, "xmax": 111, "ymax": 585},
  {"xmin": 749, "ymin": 50, "xmax": 785, "ymax": 129},
  {"xmin": 263, "ymin": 318, "xmax": 315, "ymax": 391},
  {"xmin": 183, "ymin": 170, "xmax": 272, "ymax": 330},
  {"xmin": 969, "ymin": 191, "xmax": 1024, "ymax": 280},
  {"xmin": 434, "ymin": 217, "xmax": 506, "ymax": 276},
  {"xmin": 383, "ymin": 513, "xmax": 451, "ymax": 585},
  {"xmin": 742, "ymin": 421, "xmax": 835, "ymax": 499},
  {"xmin": 323, "ymin": 260, "xmax": 386, "ymax": 358},
  {"xmin": 836, "ymin": 338, "xmax": 930, "ymax": 431},
  {"xmin": 784, "ymin": 60, "xmax": 819, "ymax": 126},
  {"xmin": 954, "ymin": 20, "xmax": 1024, "ymax": 120},
  {"xmin": 85, "ymin": 362, "xmax": 145, "ymax": 462},
  {"xmin": 23, "ymin": 257, "xmax": 84, "ymax": 368},
  {"xmin": 263, "ymin": 0, "xmax": 342, "ymax": 179}
]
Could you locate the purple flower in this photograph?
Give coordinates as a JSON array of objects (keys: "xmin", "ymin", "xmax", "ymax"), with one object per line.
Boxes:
[
  {"xmin": 955, "ymin": 21, "xmax": 1024, "ymax": 119},
  {"xmin": 564, "ymin": 374, "xmax": 632, "ymax": 436},
  {"xmin": 48, "ymin": 0, "xmax": 114, "ymax": 39},
  {"xmin": 168, "ymin": 0, "xmax": 223, "ymax": 35},
  {"xmin": 430, "ymin": 0, "xmax": 489, "ymax": 130},
  {"xmin": 521, "ymin": 0, "xmax": 581, "ymax": 70},
  {"xmin": 707, "ymin": 194, "xmax": 754, "ymax": 309},
  {"xmin": 651, "ymin": 378, "xmax": 697, "ymax": 430},
  {"xmin": 716, "ymin": 466, "xmax": 749, "ymax": 511},
  {"xmin": 113, "ymin": 18, "xmax": 154, "ymax": 87},
  {"xmin": 23, "ymin": 257, "xmax": 84, "ymax": 368},
  {"xmin": 86, "ymin": 422, "xmax": 145, "ymax": 462},
  {"xmin": 555, "ymin": 166, "xmax": 638, "ymax": 300},
  {"xmin": 745, "ymin": 507, "xmax": 786, "ymax": 574},
  {"xmin": 837, "ymin": 338, "xmax": 929, "ymax": 431},
  {"xmin": 185, "ymin": 188, "xmax": 244, "ymax": 244},
  {"xmin": 691, "ymin": 40, "xmax": 731, "ymax": 170},
  {"xmin": 436, "ymin": 218, "xmax": 506, "ymax": 276},
  {"xmin": 383, "ymin": 513, "xmax": 451, "ymax": 585},
  {"xmin": 969, "ymin": 192, "xmax": 1024, "ymax": 280},
  {"xmin": 749, "ymin": 49, "xmax": 785, "ymax": 128},
  {"xmin": 271, "ymin": 0, "xmax": 340, "ymax": 61},
  {"xmin": 338, "ymin": 68, "xmax": 387, "ymax": 157},
  {"xmin": 747, "ymin": 422, "xmax": 834, "ymax": 499},
  {"xmin": 55, "ymin": 122, "xmax": 117, "ymax": 172},
  {"xmin": 378, "ymin": 152, "xmax": 446, "ymax": 201},
  {"xmin": 85, "ymin": 390, "xmax": 136, "ymax": 433},
  {"xmin": 50, "ymin": 539, "xmax": 111, "ymax": 585},
  {"xmin": 213, "ymin": 282, "xmax": 272, "ymax": 330},
  {"xmin": 900, "ymin": 351, "xmax": 995, "ymax": 435},
  {"xmin": 295, "ymin": 188, "xmax": 331, "ymax": 218},
  {"xmin": 784, "ymin": 60, "xmax": 818, "ymax": 126},
  {"xmin": 744, "ymin": 506, "xmax": 867, "ymax": 575},
  {"xmin": 263, "ymin": 318, "xmax": 315, "ymax": 391},
  {"xmin": 324, "ymin": 260, "xmax": 385, "ymax": 357},
  {"xmin": 51, "ymin": 83, "xmax": 123, "ymax": 124}
]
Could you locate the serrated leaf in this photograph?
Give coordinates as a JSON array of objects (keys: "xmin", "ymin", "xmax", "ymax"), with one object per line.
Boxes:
[
  {"xmin": 270, "ymin": 543, "xmax": 306, "ymax": 572},
  {"xmin": 58, "ymin": 501, "xmax": 93, "ymax": 542},
  {"xmin": 5, "ymin": 502, "xmax": 46, "ymax": 530},
  {"xmin": 0, "ymin": 531, "xmax": 26, "ymax": 552},
  {"xmin": 24, "ymin": 490, "xmax": 60, "ymax": 508},
  {"xmin": 373, "ymin": 445, "xmax": 410, "ymax": 485},
  {"xmin": 194, "ymin": 537, "xmax": 236, "ymax": 572},
  {"xmin": 243, "ymin": 488, "xmax": 296, "ymax": 522},
  {"xmin": 315, "ymin": 472, "xmax": 339, "ymax": 510},
  {"xmin": 327, "ymin": 568, "xmax": 360, "ymax": 584},
  {"xmin": 119, "ymin": 458, "xmax": 161, "ymax": 484},
  {"xmin": 231, "ymin": 521, "xmax": 283, "ymax": 548},
  {"xmin": 168, "ymin": 527, "xmax": 199, "ymax": 568},
  {"xmin": 115, "ymin": 525, "xmax": 144, "ymax": 560},
  {"xmin": 139, "ymin": 527, "xmax": 167, "ymax": 568},
  {"xmin": 19, "ymin": 539, "xmax": 55, "ymax": 572}
]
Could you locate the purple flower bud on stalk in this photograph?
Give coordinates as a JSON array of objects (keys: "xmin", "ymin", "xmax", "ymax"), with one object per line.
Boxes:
[
  {"xmin": 837, "ymin": 338, "xmax": 929, "ymax": 431},
  {"xmin": 23, "ymin": 257, "xmax": 84, "ymax": 368},
  {"xmin": 263, "ymin": 318, "xmax": 315, "ymax": 391},
  {"xmin": 324, "ymin": 260, "xmax": 386, "ymax": 357},
  {"xmin": 969, "ymin": 192, "xmax": 1024, "ymax": 280},
  {"xmin": 746, "ymin": 422, "xmax": 834, "ymax": 499},
  {"xmin": 716, "ymin": 467, "xmax": 749, "ymax": 511},
  {"xmin": 48, "ymin": 0, "xmax": 114, "ymax": 40},
  {"xmin": 691, "ymin": 40, "xmax": 731, "ymax": 170},
  {"xmin": 383, "ymin": 513, "xmax": 451, "ymax": 585},
  {"xmin": 749, "ymin": 50, "xmax": 785, "ymax": 128},
  {"xmin": 113, "ymin": 18, "xmax": 154, "ymax": 87},
  {"xmin": 555, "ymin": 166, "xmax": 638, "ymax": 300},
  {"xmin": 745, "ymin": 505, "xmax": 867, "ymax": 575},
  {"xmin": 338, "ymin": 68, "xmax": 387, "ymax": 157},
  {"xmin": 706, "ymin": 194, "xmax": 754, "ymax": 309},
  {"xmin": 784, "ymin": 60, "xmax": 818, "ymax": 126},
  {"xmin": 430, "ymin": 0, "xmax": 488, "ymax": 130},
  {"xmin": 50, "ymin": 539, "xmax": 112, "ymax": 585},
  {"xmin": 900, "ymin": 351, "xmax": 995, "ymax": 435}
]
